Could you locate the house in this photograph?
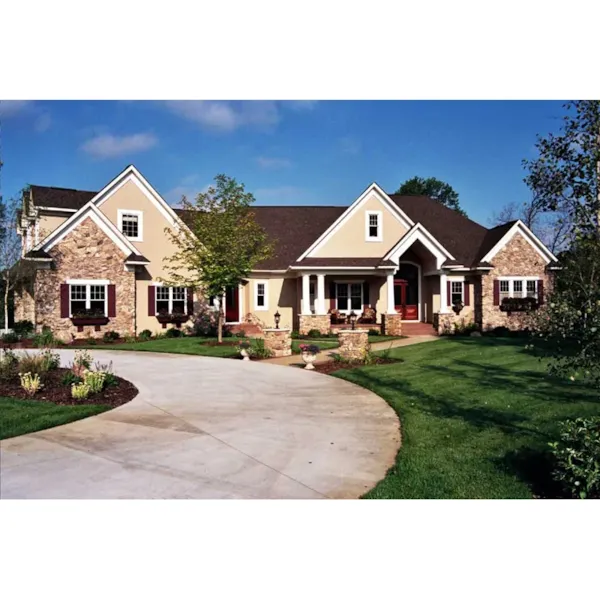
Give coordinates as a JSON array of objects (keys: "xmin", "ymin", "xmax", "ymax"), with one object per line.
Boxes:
[{"xmin": 14, "ymin": 164, "xmax": 559, "ymax": 340}]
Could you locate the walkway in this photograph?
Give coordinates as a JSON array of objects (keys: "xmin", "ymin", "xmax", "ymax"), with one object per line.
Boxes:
[{"xmin": 0, "ymin": 349, "xmax": 400, "ymax": 499}]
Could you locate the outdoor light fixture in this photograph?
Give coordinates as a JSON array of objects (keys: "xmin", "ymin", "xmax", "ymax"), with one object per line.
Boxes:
[
  {"xmin": 274, "ymin": 310, "xmax": 281, "ymax": 329},
  {"xmin": 349, "ymin": 310, "xmax": 357, "ymax": 330}
]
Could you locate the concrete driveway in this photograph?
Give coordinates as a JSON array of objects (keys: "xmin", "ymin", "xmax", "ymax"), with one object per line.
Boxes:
[{"xmin": 0, "ymin": 350, "xmax": 400, "ymax": 499}]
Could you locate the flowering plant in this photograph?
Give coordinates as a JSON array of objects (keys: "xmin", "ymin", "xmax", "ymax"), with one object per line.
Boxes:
[{"xmin": 299, "ymin": 344, "xmax": 320, "ymax": 355}]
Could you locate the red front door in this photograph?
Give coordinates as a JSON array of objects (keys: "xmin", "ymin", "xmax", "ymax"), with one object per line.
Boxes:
[
  {"xmin": 225, "ymin": 286, "xmax": 239, "ymax": 323},
  {"xmin": 394, "ymin": 263, "xmax": 419, "ymax": 320}
]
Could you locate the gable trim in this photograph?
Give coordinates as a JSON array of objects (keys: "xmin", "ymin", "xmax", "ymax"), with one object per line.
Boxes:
[
  {"xmin": 297, "ymin": 183, "xmax": 414, "ymax": 261},
  {"xmin": 480, "ymin": 220, "xmax": 558, "ymax": 264},
  {"xmin": 384, "ymin": 222, "xmax": 455, "ymax": 270},
  {"xmin": 37, "ymin": 203, "xmax": 138, "ymax": 257}
]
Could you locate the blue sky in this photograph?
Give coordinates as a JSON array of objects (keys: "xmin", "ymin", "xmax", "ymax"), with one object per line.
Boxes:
[{"xmin": 0, "ymin": 100, "xmax": 565, "ymax": 226}]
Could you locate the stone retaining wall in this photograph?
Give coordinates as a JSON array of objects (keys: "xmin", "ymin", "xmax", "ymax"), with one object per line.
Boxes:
[
  {"xmin": 381, "ymin": 313, "xmax": 402, "ymax": 336},
  {"xmin": 299, "ymin": 314, "xmax": 330, "ymax": 335},
  {"xmin": 263, "ymin": 328, "xmax": 292, "ymax": 357},
  {"xmin": 337, "ymin": 329, "xmax": 369, "ymax": 361}
]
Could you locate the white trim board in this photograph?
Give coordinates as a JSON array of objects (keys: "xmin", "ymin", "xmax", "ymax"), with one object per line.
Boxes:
[
  {"xmin": 297, "ymin": 183, "xmax": 414, "ymax": 261},
  {"xmin": 481, "ymin": 220, "xmax": 558, "ymax": 264},
  {"xmin": 384, "ymin": 223, "xmax": 454, "ymax": 270}
]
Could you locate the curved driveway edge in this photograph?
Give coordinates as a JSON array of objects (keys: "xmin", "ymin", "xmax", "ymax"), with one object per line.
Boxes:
[{"xmin": 1, "ymin": 350, "xmax": 400, "ymax": 499}]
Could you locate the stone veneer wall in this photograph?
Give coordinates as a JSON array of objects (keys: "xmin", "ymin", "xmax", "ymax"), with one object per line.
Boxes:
[
  {"xmin": 299, "ymin": 314, "xmax": 330, "ymax": 335},
  {"xmin": 337, "ymin": 330, "xmax": 369, "ymax": 361},
  {"xmin": 14, "ymin": 280, "xmax": 36, "ymax": 323},
  {"xmin": 34, "ymin": 217, "xmax": 136, "ymax": 341},
  {"xmin": 263, "ymin": 328, "xmax": 292, "ymax": 357},
  {"xmin": 381, "ymin": 313, "xmax": 402, "ymax": 336},
  {"xmin": 481, "ymin": 233, "xmax": 552, "ymax": 331}
]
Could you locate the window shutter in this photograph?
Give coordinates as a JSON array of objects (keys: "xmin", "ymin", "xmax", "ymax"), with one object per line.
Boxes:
[
  {"xmin": 363, "ymin": 281, "xmax": 370, "ymax": 309},
  {"xmin": 187, "ymin": 287, "xmax": 194, "ymax": 315},
  {"xmin": 538, "ymin": 280, "xmax": 544, "ymax": 305},
  {"xmin": 493, "ymin": 279, "xmax": 500, "ymax": 306},
  {"xmin": 148, "ymin": 285, "xmax": 156, "ymax": 316},
  {"xmin": 329, "ymin": 281, "xmax": 336, "ymax": 310},
  {"xmin": 464, "ymin": 282, "xmax": 470, "ymax": 306},
  {"xmin": 108, "ymin": 284, "xmax": 116, "ymax": 318},
  {"xmin": 60, "ymin": 284, "xmax": 69, "ymax": 318},
  {"xmin": 446, "ymin": 281, "xmax": 451, "ymax": 307}
]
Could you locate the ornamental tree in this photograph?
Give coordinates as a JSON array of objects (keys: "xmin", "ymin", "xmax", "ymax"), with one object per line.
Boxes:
[{"xmin": 162, "ymin": 174, "xmax": 273, "ymax": 343}]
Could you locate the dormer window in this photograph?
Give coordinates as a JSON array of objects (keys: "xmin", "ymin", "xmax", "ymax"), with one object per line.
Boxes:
[
  {"xmin": 365, "ymin": 211, "xmax": 382, "ymax": 241},
  {"xmin": 118, "ymin": 209, "xmax": 143, "ymax": 241}
]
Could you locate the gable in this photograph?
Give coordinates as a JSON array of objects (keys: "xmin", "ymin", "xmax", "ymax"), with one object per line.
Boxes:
[
  {"xmin": 307, "ymin": 187, "xmax": 412, "ymax": 259},
  {"xmin": 489, "ymin": 230, "xmax": 550, "ymax": 276}
]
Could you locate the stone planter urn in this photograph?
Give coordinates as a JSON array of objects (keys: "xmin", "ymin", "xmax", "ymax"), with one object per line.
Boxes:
[
  {"xmin": 301, "ymin": 352, "xmax": 317, "ymax": 370},
  {"xmin": 240, "ymin": 348, "xmax": 250, "ymax": 361}
]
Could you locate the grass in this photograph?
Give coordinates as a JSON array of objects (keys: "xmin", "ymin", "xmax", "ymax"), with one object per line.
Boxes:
[
  {"xmin": 81, "ymin": 336, "xmax": 339, "ymax": 357},
  {"xmin": 0, "ymin": 397, "xmax": 111, "ymax": 440},
  {"xmin": 334, "ymin": 336, "xmax": 599, "ymax": 499}
]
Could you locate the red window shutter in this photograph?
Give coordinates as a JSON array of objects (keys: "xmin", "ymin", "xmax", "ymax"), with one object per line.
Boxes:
[
  {"xmin": 148, "ymin": 285, "xmax": 156, "ymax": 316},
  {"xmin": 464, "ymin": 282, "xmax": 470, "ymax": 306},
  {"xmin": 187, "ymin": 287, "xmax": 194, "ymax": 315},
  {"xmin": 107, "ymin": 284, "xmax": 116, "ymax": 317},
  {"xmin": 493, "ymin": 279, "xmax": 500, "ymax": 306},
  {"xmin": 60, "ymin": 284, "xmax": 69, "ymax": 318},
  {"xmin": 538, "ymin": 280, "xmax": 544, "ymax": 305},
  {"xmin": 329, "ymin": 281, "xmax": 336, "ymax": 310},
  {"xmin": 446, "ymin": 281, "xmax": 451, "ymax": 306}
]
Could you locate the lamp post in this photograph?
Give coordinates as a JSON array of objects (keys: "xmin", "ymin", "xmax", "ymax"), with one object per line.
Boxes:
[
  {"xmin": 349, "ymin": 309, "xmax": 357, "ymax": 330},
  {"xmin": 274, "ymin": 310, "xmax": 281, "ymax": 329}
]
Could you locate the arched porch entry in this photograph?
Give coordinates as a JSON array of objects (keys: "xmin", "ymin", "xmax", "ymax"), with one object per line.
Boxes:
[{"xmin": 394, "ymin": 262, "xmax": 420, "ymax": 321}]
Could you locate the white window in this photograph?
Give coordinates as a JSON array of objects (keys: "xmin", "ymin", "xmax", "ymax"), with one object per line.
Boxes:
[
  {"xmin": 156, "ymin": 286, "xmax": 187, "ymax": 315},
  {"xmin": 68, "ymin": 280, "xmax": 108, "ymax": 317},
  {"xmin": 451, "ymin": 281, "xmax": 464, "ymax": 305},
  {"xmin": 118, "ymin": 209, "xmax": 143, "ymax": 241},
  {"xmin": 499, "ymin": 278, "xmax": 539, "ymax": 300},
  {"xmin": 254, "ymin": 281, "xmax": 268, "ymax": 311},
  {"xmin": 336, "ymin": 282, "xmax": 363, "ymax": 313},
  {"xmin": 365, "ymin": 211, "xmax": 382, "ymax": 241}
]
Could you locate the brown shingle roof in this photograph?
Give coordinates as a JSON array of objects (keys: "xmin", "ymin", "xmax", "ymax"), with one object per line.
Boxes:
[
  {"xmin": 30, "ymin": 185, "xmax": 96, "ymax": 210},
  {"xmin": 125, "ymin": 253, "xmax": 150, "ymax": 264},
  {"xmin": 389, "ymin": 194, "xmax": 490, "ymax": 267},
  {"xmin": 476, "ymin": 221, "xmax": 517, "ymax": 262}
]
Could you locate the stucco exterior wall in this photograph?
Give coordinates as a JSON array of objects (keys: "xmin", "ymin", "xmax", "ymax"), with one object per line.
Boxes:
[
  {"xmin": 245, "ymin": 276, "xmax": 298, "ymax": 330},
  {"xmin": 34, "ymin": 217, "xmax": 135, "ymax": 340},
  {"xmin": 481, "ymin": 232, "xmax": 551, "ymax": 330},
  {"xmin": 311, "ymin": 193, "xmax": 409, "ymax": 258},
  {"xmin": 38, "ymin": 213, "xmax": 68, "ymax": 242}
]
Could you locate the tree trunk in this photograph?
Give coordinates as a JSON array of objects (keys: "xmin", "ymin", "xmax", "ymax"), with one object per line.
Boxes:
[
  {"xmin": 4, "ymin": 277, "xmax": 9, "ymax": 331},
  {"xmin": 217, "ymin": 306, "xmax": 224, "ymax": 343}
]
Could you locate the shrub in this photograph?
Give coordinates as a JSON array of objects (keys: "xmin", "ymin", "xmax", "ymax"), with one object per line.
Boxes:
[
  {"xmin": 307, "ymin": 329, "xmax": 322, "ymax": 338},
  {"xmin": 189, "ymin": 300, "xmax": 219, "ymax": 336},
  {"xmin": 17, "ymin": 352, "xmax": 50, "ymax": 376},
  {"xmin": 72, "ymin": 349, "xmax": 93, "ymax": 376},
  {"xmin": 138, "ymin": 329, "xmax": 153, "ymax": 342},
  {"xmin": 1, "ymin": 332, "xmax": 19, "ymax": 344},
  {"xmin": 40, "ymin": 349, "xmax": 60, "ymax": 370},
  {"xmin": 249, "ymin": 338, "xmax": 273, "ymax": 359},
  {"xmin": 71, "ymin": 382, "xmax": 91, "ymax": 400},
  {"xmin": 12, "ymin": 320, "xmax": 34, "ymax": 339},
  {"xmin": 453, "ymin": 320, "xmax": 479, "ymax": 336},
  {"xmin": 491, "ymin": 326, "xmax": 510, "ymax": 337},
  {"xmin": 0, "ymin": 349, "xmax": 18, "ymax": 379},
  {"xmin": 165, "ymin": 327, "xmax": 183, "ymax": 338},
  {"xmin": 234, "ymin": 330, "xmax": 247, "ymax": 339},
  {"xmin": 102, "ymin": 331, "xmax": 120, "ymax": 343},
  {"xmin": 368, "ymin": 329, "xmax": 380, "ymax": 336},
  {"xmin": 291, "ymin": 330, "xmax": 300, "ymax": 339},
  {"xmin": 32, "ymin": 327, "xmax": 55, "ymax": 348},
  {"xmin": 19, "ymin": 372, "xmax": 43, "ymax": 396},
  {"xmin": 61, "ymin": 371, "xmax": 82, "ymax": 386},
  {"xmin": 549, "ymin": 417, "xmax": 600, "ymax": 499},
  {"xmin": 84, "ymin": 371, "xmax": 106, "ymax": 394},
  {"xmin": 94, "ymin": 361, "xmax": 118, "ymax": 387}
]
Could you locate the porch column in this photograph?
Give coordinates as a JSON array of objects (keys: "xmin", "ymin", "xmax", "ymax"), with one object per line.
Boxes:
[
  {"xmin": 316, "ymin": 274, "xmax": 326, "ymax": 315},
  {"xmin": 301, "ymin": 273, "xmax": 312, "ymax": 315},
  {"xmin": 386, "ymin": 273, "xmax": 395, "ymax": 314},
  {"xmin": 440, "ymin": 272, "xmax": 448, "ymax": 312}
]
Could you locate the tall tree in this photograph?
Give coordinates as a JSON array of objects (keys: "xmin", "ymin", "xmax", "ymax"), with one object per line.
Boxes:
[
  {"xmin": 162, "ymin": 174, "xmax": 273, "ymax": 342},
  {"xmin": 524, "ymin": 100, "xmax": 600, "ymax": 236},
  {"xmin": 396, "ymin": 176, "xmax": 467, "ymax": 216}
]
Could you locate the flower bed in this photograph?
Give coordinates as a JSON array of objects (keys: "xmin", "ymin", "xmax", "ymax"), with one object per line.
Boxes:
[
  {"xmin": 313, "ymin": 356, "xmax": 402, "ymax": 375},
  {"xmin": 0, "ymin": 368, "xmax": 137, "ymax": 407}
]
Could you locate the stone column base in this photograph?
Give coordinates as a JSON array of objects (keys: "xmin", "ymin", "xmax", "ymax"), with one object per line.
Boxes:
[
  {"xmin": 299, "ymin": 314, "xmax": 330, "ymax": 335},
  {"xmin": 263, "ymin": 328, "xmax": 292, "ymax": 357},
  {"xmin": 337, "ymin": 329, "xmax": 369, "ymax": 361},
  {"xmin": 381, "ymin": 313, "xmax": 402, "ymax": 336}
]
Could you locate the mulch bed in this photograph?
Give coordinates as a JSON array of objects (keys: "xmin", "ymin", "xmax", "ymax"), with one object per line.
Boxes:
[
  {"xmin": 314, "ymin": 357, "xmax": 402, "ymax": 375},
  {"xmin": 0, "ymin": 339, "xmax": 36, "ymax": 350},
  {"xmin": 0, "ymin": 368, "xmax": 138, "ymax": 407}
]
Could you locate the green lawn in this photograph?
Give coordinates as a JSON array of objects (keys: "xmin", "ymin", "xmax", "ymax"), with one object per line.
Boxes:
[
  {"xmin": 334, "ymin": 336, "xmax": 599, "ymax": 499},
  {"xmin": 0, "ymin": 397, "xmax": 111, "ymax": 440},
  {"xmin": 82, "ymin": 336, "xmax": 339, "ymax": 357}
]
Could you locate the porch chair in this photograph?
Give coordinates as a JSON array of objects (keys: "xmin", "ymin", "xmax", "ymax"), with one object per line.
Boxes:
[
  {"xmin": 357, "ymin": 306, "xmax": 377, "ymax": 325},
  {"xmin": 328, "ymin": 307, "xmax": 345, "ymax": 325}
]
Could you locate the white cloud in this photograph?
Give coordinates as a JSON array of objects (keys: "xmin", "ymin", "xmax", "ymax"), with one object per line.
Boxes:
[
  {"xmin": 339, "ymin": 135, "xmax": 361, "ymax": 155},
  {"xmin": 164, "ymin": 100, "xmax": 280, "ymax": 132},
  {"xmin": 164, "ymin": 175, "xmax": 212, "ymax": 205},
  {"xmin": 34, "ymin": 112, "xmax": 52, "ymax": 133},
  {"xmin": 0, "ymin": 100, "xmax": 52, "ymax": 132},
  {"xmin": 0, "ymin": 100, "xmax": 34, "ymax": 117},
  {"xmin": 284, "ymin": 100, "xmax": 319, "ymax": 111},
  {"xmin": 256, "ymin": 156, "xmax": 292, "ymax": 169},
  {"xmin": 81, "ymin": 132, "xmax": 158, "ymax": 159},
  {"xmin": 253, "ymin": 185, "xmax": 305, "ymax": 203}
]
